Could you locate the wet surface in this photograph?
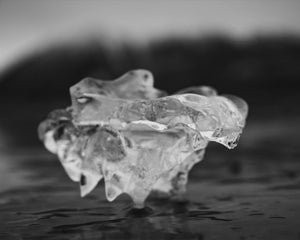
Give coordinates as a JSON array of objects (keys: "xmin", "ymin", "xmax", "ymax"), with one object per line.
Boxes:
[{"xmin": 1, "ymin": 107, "xmax": 300, "ymax": 239}]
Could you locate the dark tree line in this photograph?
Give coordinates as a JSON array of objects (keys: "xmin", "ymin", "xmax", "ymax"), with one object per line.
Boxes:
[{"xmin": 0, "ymin": 34, "xmax": 299, "ymax": 106}]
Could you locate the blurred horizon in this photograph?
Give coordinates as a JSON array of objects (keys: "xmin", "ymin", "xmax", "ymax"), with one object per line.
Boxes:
[{"xmin": 1, "ymin": 1, "xmax": 300, "ymax": 71}]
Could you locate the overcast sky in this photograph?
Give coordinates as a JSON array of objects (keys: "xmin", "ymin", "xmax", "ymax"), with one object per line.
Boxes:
[{"xmin": 1, "ymin": 0, "xmax": 300, "ymax": 71}]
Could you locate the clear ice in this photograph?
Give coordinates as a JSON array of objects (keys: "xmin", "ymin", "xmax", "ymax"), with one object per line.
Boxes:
[{"xmin": 38, "ymin": 69, "xmax": 248, "ymax": 208}]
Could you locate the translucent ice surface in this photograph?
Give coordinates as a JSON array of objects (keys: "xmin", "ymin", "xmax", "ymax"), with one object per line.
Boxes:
[{"xmin": 38, "ymin": 69, "xmax": 248, "ymax": 208}]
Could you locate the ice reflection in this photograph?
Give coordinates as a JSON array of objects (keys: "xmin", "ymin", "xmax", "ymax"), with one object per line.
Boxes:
[{"xmin": 22, "ymin": 200, "xmax": 225, "ymax": 240}]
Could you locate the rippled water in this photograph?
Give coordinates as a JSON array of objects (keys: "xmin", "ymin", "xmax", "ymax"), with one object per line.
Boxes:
[{"xmin": 1, "ymin": 113, "xmax": 300, "ymax": 240}]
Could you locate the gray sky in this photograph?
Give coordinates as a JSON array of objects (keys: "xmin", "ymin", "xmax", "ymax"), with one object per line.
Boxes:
[{"xmin": 1, "ymin": 0, "xmax": 300, "ymax": 71}]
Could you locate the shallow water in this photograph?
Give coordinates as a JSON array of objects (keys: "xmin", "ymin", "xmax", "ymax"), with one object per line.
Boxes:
[{"xmin": 1, "ymin": 113, "xmax": 300, "ymax": 240}]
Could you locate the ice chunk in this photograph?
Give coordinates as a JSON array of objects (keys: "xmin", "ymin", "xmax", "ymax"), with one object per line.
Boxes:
[{"xmin": 38, "ymin": 69, "xmax": 248, "ymax": 208}]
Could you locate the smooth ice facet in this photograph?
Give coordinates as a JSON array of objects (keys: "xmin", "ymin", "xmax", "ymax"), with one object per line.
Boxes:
[{"xmin": 38, "ymin": 69, "xmax": 248, "ymax": 208}]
